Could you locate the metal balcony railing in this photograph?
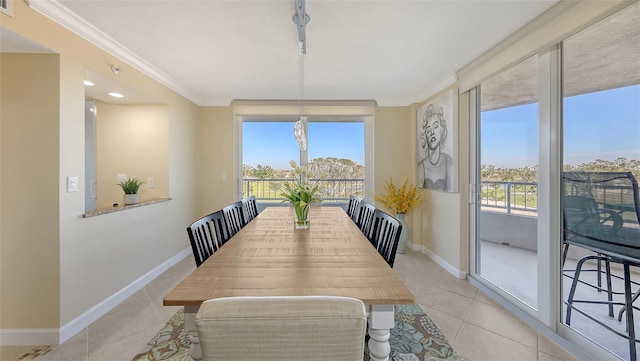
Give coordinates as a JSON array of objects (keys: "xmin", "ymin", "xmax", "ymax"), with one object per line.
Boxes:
[
  {"xmin": 242, "ymin": 178, "xmax": 365, "ymax": 204},
  {"xmin": 480, "ymin": 181, "xmax": 538, "ymax": 214},
  {"xmin": 480, "ymin": 180, "xmax": 639, "ymax": 220}
]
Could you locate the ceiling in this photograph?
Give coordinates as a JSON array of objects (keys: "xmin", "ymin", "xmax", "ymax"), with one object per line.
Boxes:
[{"xmin": 9, "ymin": 1, "xmax": 563, "ymax": 106}]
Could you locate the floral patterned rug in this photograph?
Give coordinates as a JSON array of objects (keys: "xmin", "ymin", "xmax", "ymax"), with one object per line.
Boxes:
[{"xmin": 132, "ymin": 304, "xmax": 462, "ymax": 361}]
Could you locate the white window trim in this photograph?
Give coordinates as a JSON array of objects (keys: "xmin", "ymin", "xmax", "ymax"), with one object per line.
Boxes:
[{"xmin": 233, "ymin": 102, "xmax": 374, "ymax": 202}]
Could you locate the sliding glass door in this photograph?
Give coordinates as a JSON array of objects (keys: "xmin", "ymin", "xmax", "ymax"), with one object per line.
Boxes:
[
  {"xmin": 560, "ymin": 3, "xmax": 640, "ymax": 359},
  {"xmin": 471, "ymin": 2, "xmax": 640, "ymax": 358},
  {"xmin": 474, "ymin": 55, "xmax": 540, "ymax": 312}
]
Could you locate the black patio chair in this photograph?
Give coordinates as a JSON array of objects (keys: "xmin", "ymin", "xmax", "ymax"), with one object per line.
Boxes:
[{"xmin": 563, "ymin": 171, "xmax": 640, "ymax": 360}]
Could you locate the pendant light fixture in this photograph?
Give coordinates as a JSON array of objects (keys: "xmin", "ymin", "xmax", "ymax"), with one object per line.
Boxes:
[{"xmin": 293, "ymin": 0, "xmax": 309, "ymax": 151}]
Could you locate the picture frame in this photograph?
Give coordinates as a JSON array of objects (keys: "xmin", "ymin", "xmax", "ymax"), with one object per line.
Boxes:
[{"xmin": 416, "ymin": 88, "xmax": 458, "ymax": 193}]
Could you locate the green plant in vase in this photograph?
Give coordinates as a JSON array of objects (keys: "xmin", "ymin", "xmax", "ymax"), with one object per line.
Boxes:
[
  {"xmin": 279, "ymin": 160, "xmax": 322, "ymax": 229},
  {"xmin": 118, "ymin": 177, "xmax": 144, "ymax": 205}
]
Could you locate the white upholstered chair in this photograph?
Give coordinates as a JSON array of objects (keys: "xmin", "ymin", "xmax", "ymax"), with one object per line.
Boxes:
[{"xmin": 195, "ymin": 295, "xmax": 367, "ymax": 361}]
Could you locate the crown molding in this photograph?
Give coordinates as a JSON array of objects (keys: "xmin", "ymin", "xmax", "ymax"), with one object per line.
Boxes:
[
  {"xmin": 376, "ymin": 73, "xmax": 457, "ymax": 107},
  {"xmin": 28, "ymin": 0, "xmax": 201, "ymax": 105}
]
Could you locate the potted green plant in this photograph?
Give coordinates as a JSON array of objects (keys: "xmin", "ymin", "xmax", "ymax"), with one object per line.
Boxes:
[{"xmin": 118, "ymin": 178, "xmax": 144, "ymax": 205}]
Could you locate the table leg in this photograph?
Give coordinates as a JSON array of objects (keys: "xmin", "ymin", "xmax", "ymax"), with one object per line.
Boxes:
[
  {"xmin": 368, "ymin": 304, "xmax": 395, "ymax": 361},
  {"xmin": 184, "ymin": 305, "xmax": 202, "ymax": 361}
]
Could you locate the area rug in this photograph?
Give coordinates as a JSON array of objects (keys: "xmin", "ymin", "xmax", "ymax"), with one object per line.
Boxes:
[{"xmin": 132, "ymin": 304, "xmax": 462, "ymax": 361}]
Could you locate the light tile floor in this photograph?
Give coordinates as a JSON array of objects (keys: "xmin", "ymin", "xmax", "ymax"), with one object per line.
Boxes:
[{"xmin": 1, "ymin": 250, "xmax": 578, "ymax": 361}]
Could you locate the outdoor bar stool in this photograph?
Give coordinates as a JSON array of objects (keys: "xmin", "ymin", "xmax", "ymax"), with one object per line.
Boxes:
[{"xmin": 563, "ymin": 171, "xmax": 640, "ymax": 361}]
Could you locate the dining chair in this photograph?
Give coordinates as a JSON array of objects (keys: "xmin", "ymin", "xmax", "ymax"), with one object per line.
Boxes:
[
  {"xmin": 186, "ymin": 210, "xmax": 228, "ymax": 267},
  {"xmin": 222, "ymin": 201, "xmax": 246, "ymax": 237},
  {"xmin": 370, "ymin": 210, "xmax": 402, "ymax": 267},
  {"xmin": 195, "ymin": 295, "xmax": 367, "ymax": 361},
  {"xmin": 346, "ymin": 195, "xmax": 363, "ymax": 222},
  {"xmin": 356, "ymin": 201, "xmax": 376, "ymax": 241},
  {"xmin": 242, "ymin": 195, "xmax": 259, "ymax": 223}
]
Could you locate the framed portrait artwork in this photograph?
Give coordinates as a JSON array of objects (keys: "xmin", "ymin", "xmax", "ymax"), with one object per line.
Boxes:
[{"xmin": 416, "ymin": 88, "xmax": 459, "ymax": 193}]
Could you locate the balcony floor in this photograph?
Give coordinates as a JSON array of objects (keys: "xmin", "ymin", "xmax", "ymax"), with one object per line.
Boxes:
[{"xmin": 481, "ymin": 240, "xmax": 640, "ymax": 360}]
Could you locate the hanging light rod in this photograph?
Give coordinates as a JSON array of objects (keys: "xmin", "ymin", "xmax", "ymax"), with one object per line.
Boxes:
[{"xmin": 292, "ymin": 0, "xmax": 310, "ymax": 54}]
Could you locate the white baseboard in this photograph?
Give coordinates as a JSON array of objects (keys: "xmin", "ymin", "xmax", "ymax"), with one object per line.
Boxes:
[
  {"xmin": 408, "ymin": 242, "xmax": 467, "ymax": 280},
  {"xmin": 0, "ymin": 328, "xmax": 60, "ymax": 346},
  {"xmin": 0, "ymin": 248, "xmax": 191, "ymax": 346}
]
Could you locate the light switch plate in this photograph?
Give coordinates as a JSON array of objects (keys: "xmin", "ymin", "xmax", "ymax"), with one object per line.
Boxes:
[
  {"xmin": 67, "ymin": 176, "xmax": 79, "ymax": 192},
  {"xmin": 147, "ymin": 178, "xmax": 155, "ymax": 188}
]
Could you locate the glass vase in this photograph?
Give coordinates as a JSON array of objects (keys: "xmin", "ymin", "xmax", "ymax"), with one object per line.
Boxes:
[{"xmin": 294, "ymin": 203, "xmax": 310, "ymax": 230}]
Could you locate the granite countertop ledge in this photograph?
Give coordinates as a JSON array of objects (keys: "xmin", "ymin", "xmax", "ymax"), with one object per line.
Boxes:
[{"xmin": 82, "ymin": 197, "xmax": 172, "ymax": 218}]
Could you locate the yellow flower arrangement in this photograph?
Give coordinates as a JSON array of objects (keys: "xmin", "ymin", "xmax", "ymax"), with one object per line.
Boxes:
[{"xmin": 374, "ymin": 178, "xmax": 424, "ymax": 214}]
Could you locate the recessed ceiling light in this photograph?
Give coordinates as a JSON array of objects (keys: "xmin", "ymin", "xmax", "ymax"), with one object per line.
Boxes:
[
  {"xmin": 84, "ymin": 80, "xmax": 95, "ymax": 86},
  {"xmin": 108, "ymin": 92, "xmax": 124, "ymax": 98}
]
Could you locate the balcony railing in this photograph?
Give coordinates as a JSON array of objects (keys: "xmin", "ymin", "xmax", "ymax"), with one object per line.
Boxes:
[
  {"xmin": 480, "ymin": 181, "xmax": 538, "ymax": 214},
  {"xmin": 245, "ymin": 178, "xmax": 634, "ymax": 221},
  {"xmin": 243, "ymin": 178, "xmax": 365, "ymax": 204}
]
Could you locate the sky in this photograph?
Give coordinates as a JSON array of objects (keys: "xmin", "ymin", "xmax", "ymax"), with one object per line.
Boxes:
[
  {"xmin": 481, "ymin": 84, "xmax": 640, "ymax": 168},
  {"xmin": 243, "ymin": 121, "xmax": 365, "ymax": 170},
  {"xmin": 243, "ymin": 85, "xmax": 639, "ymax": 171}
]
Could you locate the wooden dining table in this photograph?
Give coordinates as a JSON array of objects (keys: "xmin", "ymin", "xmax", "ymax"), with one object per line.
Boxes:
[{"xmin": 164, "ymin": 206, "xmax": 415, "ymax": 361}]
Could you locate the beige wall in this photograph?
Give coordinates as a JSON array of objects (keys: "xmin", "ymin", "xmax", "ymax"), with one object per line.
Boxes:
[
  {"xmin": 408, "ymin": 86, "xmax": 469, "ymax": 276},
  {"xmin": 2, "ymin": 0, "xmax": 201, "ymax": 332},
  {"xmin": 95, "ymin": 102, "xmax": 170, "ymax": 209},
  {"xmin": 198, "ymin": 107, "xmax": 236, "ymax": 216},
  {"xmin": 371, "ymin": 106, "xmax": 416, "ymax": 239},
  {"xmin": 1, "ymin": 53, "xmax": 61, "ymax": 328}
]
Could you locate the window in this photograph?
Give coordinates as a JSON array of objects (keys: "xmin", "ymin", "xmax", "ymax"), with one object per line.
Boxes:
[{"xmin": 242, "ymin": 117, "xmax": 366, "ymax": 205}]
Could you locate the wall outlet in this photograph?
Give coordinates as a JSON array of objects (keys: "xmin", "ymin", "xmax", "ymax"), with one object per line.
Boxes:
[
  {"xmin": 147, "ymin": 178, "xmax": 155, "ymax": 188},
  {"xmin": 117, "ymin": 174, "xmax": 127, "ymax": 183}
]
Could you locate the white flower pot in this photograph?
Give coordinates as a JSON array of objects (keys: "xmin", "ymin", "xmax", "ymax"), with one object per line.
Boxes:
[{"xmin": 123, "ymin": 194, "xmax": 140, "ymax": 205}]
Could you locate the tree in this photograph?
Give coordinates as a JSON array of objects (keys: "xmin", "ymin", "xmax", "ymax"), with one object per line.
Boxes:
[
  {"xmin": 307, "ymin": 157, "xmax": 364, "ymax": 179},
  {"xmin": 306, "ymin": 157, "xmax": 365, "ymax": 199},
  {"xmin": 251, "ymin": 164, "xmax": 276, "ymax": 179}
]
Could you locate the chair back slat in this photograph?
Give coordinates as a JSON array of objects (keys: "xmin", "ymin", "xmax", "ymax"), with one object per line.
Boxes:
[
  {"xmin": 356, "ymin": 202, "xmax": 376, "ymax": 240},
  {"xmin": 223, "ymin": 201, "xmax": 246, "ymax": 237},
  {"xmin": 346, "ymin": 195, "xmax": 363, "ymax": 222},
  {"xmin": 370, "ymin": 210, "xmax": 402, "ymax": 267},
  {"xmin": 242, "ymin": 195, "xmax": 259, "ymax": 223},
  {"xmin": 186, "ymin": 210, "xmax": 228, "ymax": 267}
]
